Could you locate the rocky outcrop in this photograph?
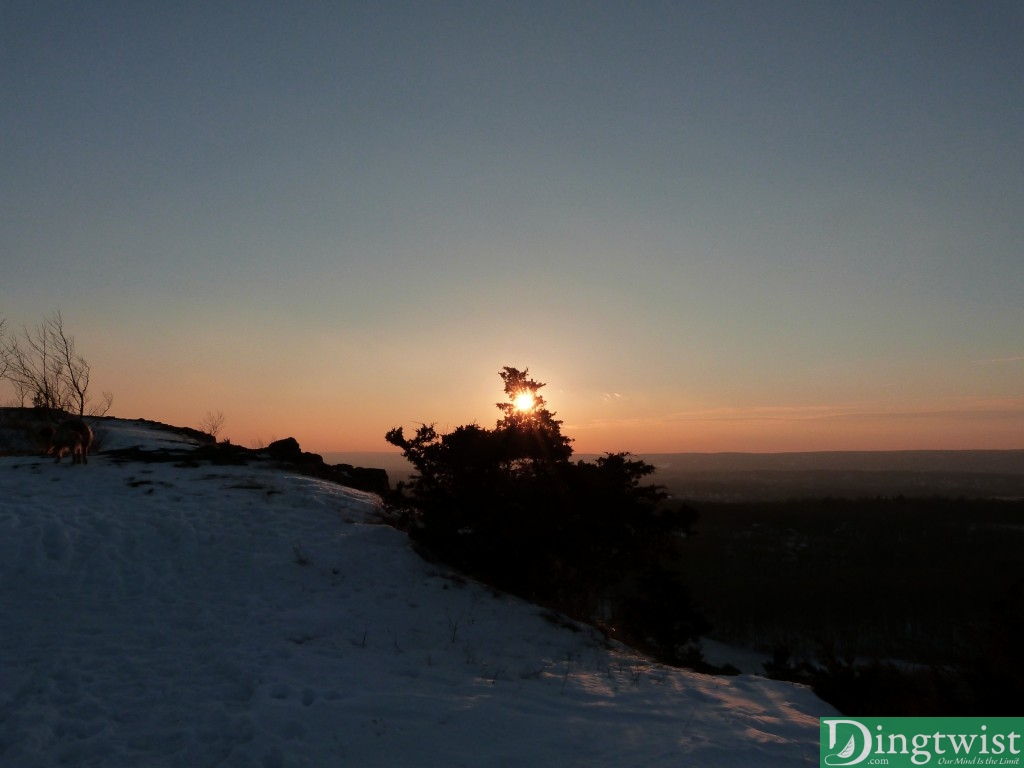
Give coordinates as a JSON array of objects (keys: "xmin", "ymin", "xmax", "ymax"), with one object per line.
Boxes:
[
  {"xmin": 0, "ymin": 409, "xmax": 391, "ymax": 496},
  {"xmin": 263, "ymin": 437, "xmax": 390, "ymax": 496}
]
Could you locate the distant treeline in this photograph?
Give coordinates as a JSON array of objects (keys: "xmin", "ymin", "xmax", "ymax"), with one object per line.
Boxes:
[
  {"xmin": 633, "ymin": 450, "xmax": 1024, "ymax": 474},
  {"xmin": 619, "ymin": 450, "xmax": 1024, "ymax": 501},
  {"xmin": 677, "ymin": 495, "xmax": 1024, "ymax": 714},
  {"xmin": 325, "ymin": 450, "xmax": 1024, "ymax": 501},
  {"xmin": 653, "ymin": 468, "xmax": 1024, "ymax": 501}
]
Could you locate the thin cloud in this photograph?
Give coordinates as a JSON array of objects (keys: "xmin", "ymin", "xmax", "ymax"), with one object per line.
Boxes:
[
  {"xmin": 665, "ymin": 398, "xmax": 1024, "ymax": 424},
  {"xmin": 665, "ymin": 405, "xmax": 868, "ymax": 423}
]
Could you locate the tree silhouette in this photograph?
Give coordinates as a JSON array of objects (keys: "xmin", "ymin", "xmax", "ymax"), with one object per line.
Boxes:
[
  {"xmin": 385, "ymin": 366, "xmax": 707, "ymax": 665},
  {"xmin": 494, "ymin": 366, "xmax": 573, "ymax": 466},
  {"xmin": 1, "ymin": 311, "xmax": 112, "ymax": 416}
]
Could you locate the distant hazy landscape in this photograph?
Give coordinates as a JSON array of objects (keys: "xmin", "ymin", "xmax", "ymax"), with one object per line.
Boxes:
[{"xmin": 326, "ymin": 449, "xmax": 1024, "ymax": 501}]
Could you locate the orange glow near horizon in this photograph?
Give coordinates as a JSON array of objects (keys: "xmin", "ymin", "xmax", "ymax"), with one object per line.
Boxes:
[
  {"xmin": 174, "ymin": 394, "xmax": 1024, "ymax": 456},
  {"xmin": 561, "ymin": 401, "xmax": 1024, "ymax": 455},
  {"xmin": 7, "ymin": 367, "xmax": 1022, "ymax": 457}
]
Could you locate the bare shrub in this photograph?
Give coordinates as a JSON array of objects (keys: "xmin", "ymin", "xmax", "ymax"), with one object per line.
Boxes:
[
  {"xmin": 199, "ymin": 410, "xmax": 226, "ymax": 440},
  {"xmin": 1, "ymin": 311, "xmax": 112, "ymax": 416}
]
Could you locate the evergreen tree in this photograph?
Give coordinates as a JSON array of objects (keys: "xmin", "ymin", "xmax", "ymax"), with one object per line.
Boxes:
[
  {"xmin": 385, "ymin": 366, "xmax": 708, "ymax": 666},
  {"xmin": 493, "ymin": 366, "xmax": 573, "ymax": 465}
]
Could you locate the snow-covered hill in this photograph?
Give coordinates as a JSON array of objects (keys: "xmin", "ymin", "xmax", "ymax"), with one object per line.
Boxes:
[{"xmin": 0, "ymin": 418, "xmax": 834, "ymax": 767}]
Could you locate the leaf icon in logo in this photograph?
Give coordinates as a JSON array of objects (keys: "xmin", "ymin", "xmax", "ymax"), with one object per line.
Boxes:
[
  {"xmin": 838, "ymin": 735, "xmax": 856, "ymax": 758},
  {"xmin": 823, "ymin": 720, "xmax": 871, "ymax": 766}
]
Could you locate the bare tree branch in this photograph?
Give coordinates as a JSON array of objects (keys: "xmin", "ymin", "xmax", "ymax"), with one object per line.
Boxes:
[
  {"xmin": 92, "ymin": 390, "xmax": 114, "ymax": 417},
  {"xmin": 200, "ymin": 410, "xmax": 226, "ymax": 440},
  {"xmin": 0, "ymin": 317, "xmax": 10, "ymax": 383},
  {"xmin": 51, "ymin": 312, "xmax": 92, "ymax": 415},
  {"xmin": 5, "ymin": 318, "xmax": 58, "ymax": 409},
  {"xmin": 2, "ymin": 311, "xmax": 111, "ymax": 415}
]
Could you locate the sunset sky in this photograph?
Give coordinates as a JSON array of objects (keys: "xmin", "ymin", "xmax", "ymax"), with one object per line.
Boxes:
[{"xmin": 3, "ymin": 2, "xmax": 1022, "ymax": 454}]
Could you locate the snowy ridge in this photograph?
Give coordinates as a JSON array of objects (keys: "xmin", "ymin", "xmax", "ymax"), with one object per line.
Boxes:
[{"xmin": 0, "ymin": 419, "xmax": 834, "ymax": 767}]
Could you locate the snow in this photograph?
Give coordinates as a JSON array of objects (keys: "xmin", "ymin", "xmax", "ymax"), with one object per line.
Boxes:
[{"xmin": 0, "ymin": 419, "xmax": 834, "ymax": 767}]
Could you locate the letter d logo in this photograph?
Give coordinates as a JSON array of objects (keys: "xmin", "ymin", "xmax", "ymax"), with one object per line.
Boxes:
[{"xmin": 822, "ymin": 719, "xmax": 872, "ymax": 766}]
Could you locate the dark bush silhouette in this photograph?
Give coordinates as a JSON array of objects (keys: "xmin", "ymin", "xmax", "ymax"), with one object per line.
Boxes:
[
  {"xmin": 763, "ymin": 580, "xmax": 1024, "ymax": 715},
  {"xmin": 386, "ymin": 367, "xmax": 707, "ymax": 664}
]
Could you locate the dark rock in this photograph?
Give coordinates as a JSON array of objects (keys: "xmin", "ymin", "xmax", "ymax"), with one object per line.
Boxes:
[
  {"xmin": 334, "ymin": 464, "xmax": 390, "ymax": 496},
  {"xmin": 266, "ymin": 437, "xmax": 304, "ymax": 462},
  {"xmin": 263, "ymin": 437, "xmax": 389, "ymax": 495}
]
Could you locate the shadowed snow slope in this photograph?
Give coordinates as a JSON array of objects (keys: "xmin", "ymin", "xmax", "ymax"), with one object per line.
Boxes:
[{"xmin": 0, "ymin": 419, "xmax": 834, "ymax": 767}]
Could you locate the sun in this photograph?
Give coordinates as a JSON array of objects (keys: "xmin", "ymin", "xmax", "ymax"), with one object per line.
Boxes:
[{"xmin": 513, "ymin": 392, "xmax": 536, "ymax": 412}]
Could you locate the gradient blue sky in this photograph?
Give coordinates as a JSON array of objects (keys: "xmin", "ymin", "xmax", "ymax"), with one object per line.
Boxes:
[{"xmin": 3, "ymin": 1, "xmax": 1022, "ymax": 452}]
